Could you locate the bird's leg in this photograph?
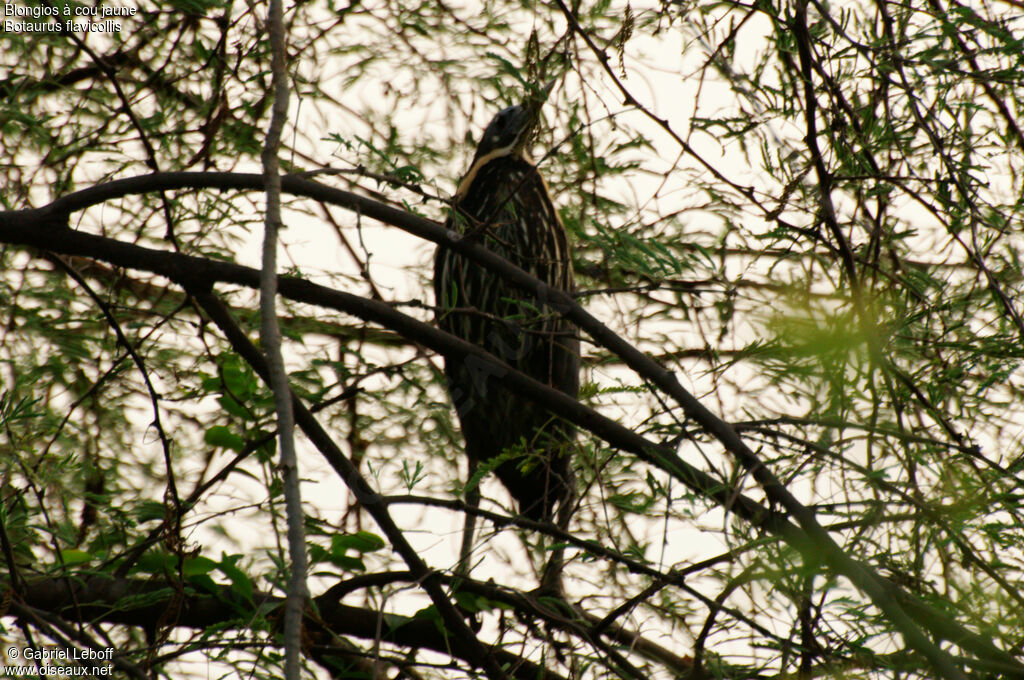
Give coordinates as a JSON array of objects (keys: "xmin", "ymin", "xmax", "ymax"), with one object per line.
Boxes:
[
  {"xmin": 453, "ymin": 467, "xmax": 484, "ymax": 632},
  {"xmin": 456, "ymin": 464, "xmax": 480, "ymax": 580},
  {"xmin": 538, "ymin": 485, "xmax": 573, "ymax": 597}
]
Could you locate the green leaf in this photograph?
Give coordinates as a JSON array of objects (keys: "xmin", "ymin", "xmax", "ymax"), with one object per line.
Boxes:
[
  {"xmin": 183, "ymin": 555, "xmax": 218, "ymax": 576},
  {"xmin": 58, "ymin": 549, "xmax": 93, "ymax": 566},
  {"xmin": 332, "ymin": 531, "xmax": 385, "ymax": 554},
  {"xmin": 204, "ymin": 425, "xmax": 245, "ymax": 452},
  {"xmin": 217, "ymin": 553, "xmax": 254, "ymax": 601},
  {"xmin": 133, "ymin": 500, "xmax": 168, "ymax": 523},
  {"xmin": 453, "ymin": 591, "xmax": 512, "ymax": 614}
]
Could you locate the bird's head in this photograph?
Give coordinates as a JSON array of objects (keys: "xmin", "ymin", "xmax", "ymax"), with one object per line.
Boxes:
[{"xmin": 469, "ymin": 79, "xmax": 555, "ymax": 165}]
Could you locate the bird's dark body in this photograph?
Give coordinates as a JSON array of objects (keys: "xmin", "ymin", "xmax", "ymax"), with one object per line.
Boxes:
[{"xmin": 434, "ymin": 154, "xmax": 578, "ymax": 520}]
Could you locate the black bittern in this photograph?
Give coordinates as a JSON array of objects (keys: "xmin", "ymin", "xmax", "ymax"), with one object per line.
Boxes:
[{"xmin": 434, "ymin": 84, "xmax": 579, "ymax": 524}]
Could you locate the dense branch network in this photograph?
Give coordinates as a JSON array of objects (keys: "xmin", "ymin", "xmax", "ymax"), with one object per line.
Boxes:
[{"xmin": 1, "ymin": 170, "xmax": 1019, "ymax": 678}]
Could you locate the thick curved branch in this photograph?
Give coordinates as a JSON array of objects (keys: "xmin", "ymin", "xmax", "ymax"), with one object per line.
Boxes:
[{"xmin": 0, "ymin": 201, "xmax": 784, "ymax": 533}]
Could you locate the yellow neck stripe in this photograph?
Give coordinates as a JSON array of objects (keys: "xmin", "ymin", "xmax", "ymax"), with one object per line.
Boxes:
[{"xmin": 455, "ymin": 148, "xmax": 532, "ymax": 201}]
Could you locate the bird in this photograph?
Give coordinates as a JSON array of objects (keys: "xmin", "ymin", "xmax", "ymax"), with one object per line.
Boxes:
[{"xmin": 434, "ymin": 85, "xmax": 579, "ymax": 523}]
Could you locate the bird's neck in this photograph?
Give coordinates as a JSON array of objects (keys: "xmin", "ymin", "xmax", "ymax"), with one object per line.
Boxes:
[{"xmin": 454, "ymin": 152, "xmax": 534, "ymax": 203}]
